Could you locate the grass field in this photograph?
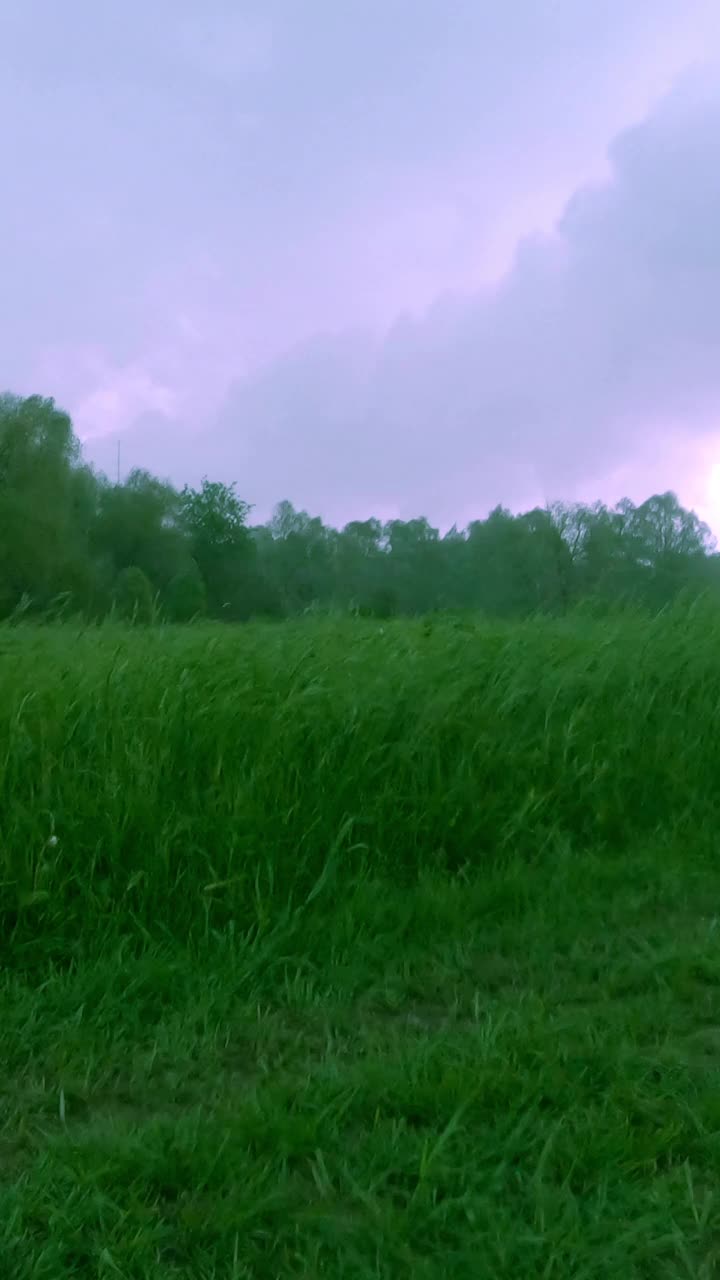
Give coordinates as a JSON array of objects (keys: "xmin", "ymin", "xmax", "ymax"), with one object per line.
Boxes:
[{"xmin": 2, "ymin": 607, "xmax": 720, "ymax": 1277}]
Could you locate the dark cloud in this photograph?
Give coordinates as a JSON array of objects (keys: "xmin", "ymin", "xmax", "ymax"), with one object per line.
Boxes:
[{"xmin": 191, "ymin": 71, "xmax": 720, "ymax": 527}]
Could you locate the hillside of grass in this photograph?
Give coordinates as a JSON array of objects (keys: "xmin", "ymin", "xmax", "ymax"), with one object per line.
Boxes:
[{"xmin": 2, "ymin": 608, "xmax": 720, "ymax": 1277}]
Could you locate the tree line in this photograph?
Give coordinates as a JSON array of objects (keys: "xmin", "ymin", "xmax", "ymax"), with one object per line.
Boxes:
[{"xmin": 1, "ymin": 392, "xmax": 717, "ymax": 622}]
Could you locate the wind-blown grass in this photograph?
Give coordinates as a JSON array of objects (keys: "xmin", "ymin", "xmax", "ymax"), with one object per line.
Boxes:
[
  {"xmin": 2, "ymin": 605, "xmax": 720, "ymax": 1276},
  {"xmin": 2, "ymin": 601, "xmax": 720, "ymax": 947}
]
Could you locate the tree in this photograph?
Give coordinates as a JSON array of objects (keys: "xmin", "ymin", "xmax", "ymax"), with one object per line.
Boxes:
[
  {"xmin": 0, "ymin": 388, "xmax": 717, "ymax": 624},
  {"xmin": 91, "ymin": 468, "xmax": 187, "ymax": 590},
  {"xmin": 164, "ymin": 562, "xmax": 207, "ymax": 621},
  {"xmin": 382, "ymin": 517, "xmax": 442, "ymax": 613},
  {"xmin": 265, "ymin": 501, "xmax": 338, "ymax": 612},
  {"xmin": 179, "ymin": 479, "xmax": 256, "ymax": 618},
  {"xmin": 337, "ymin": 518, "xmax": 386, "ymax": 612},
  {"xmin": 549, "ymin": 493, "xmax": 714, "ymax": 608},
  {"xmin": 629, "ymin": 492, "xmax": 715, "ymax": 605},
  {"xmin": 0, "ymin": 393, "xmax": 92, "ymax": 615},
  {"xmin": 113, "ymin": 566, "xmax": 154, "ymax": 623}
]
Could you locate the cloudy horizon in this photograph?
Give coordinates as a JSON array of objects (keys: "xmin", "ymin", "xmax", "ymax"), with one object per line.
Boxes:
[{"xmin": 4, "ymin": 1, "xmax": 720, "ymax": 532}]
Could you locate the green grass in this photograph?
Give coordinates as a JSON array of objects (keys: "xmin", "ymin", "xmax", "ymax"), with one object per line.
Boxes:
[{"xmin": 2, "ymin": 607, "xmax": 720, "ymax": 1276}]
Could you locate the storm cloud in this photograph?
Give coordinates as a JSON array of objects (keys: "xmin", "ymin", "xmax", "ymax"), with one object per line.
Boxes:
[
  {"xmin": 3, "ymin": 1, "xmax": 720, "ymax": 527},
  {"xmin": 197, "ymin": 70, "xmax": 720, "ymax": 528}
]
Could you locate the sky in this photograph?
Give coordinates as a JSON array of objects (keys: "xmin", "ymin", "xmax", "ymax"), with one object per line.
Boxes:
[{"xmin": 4, "ymin": 1, "xmax": 720, "ymax": 531}]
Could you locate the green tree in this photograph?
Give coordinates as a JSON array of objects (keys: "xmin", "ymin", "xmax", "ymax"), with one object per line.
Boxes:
[
  {"xmin": 91, "ymin": 469, "xmax": 187, "ymax": 593},
  {"xmin": 179, "ymin": 479, "xmax": 256, "ymax": 618},
  {"xmin": 337, "ymin": 518, "xmax": 386, "ymax": 613},
  {"xmin": 265, "ymin": 501, "xmax": 338, "ymax": 612},
  {"xmin": 0, "ymin": 393, "xmax": 93, "ymax": 615},
  {"xmin": 1, "ymin": 389, "xmax": 718, "ymax": 624},
  {"xmin": 383, "ymin": 517, "xmax": 442, "ymax": 613},
  {"xmin": 164, "ymin": 561, "xmax": 207, "ymax": 621},
  {"xmin": 113, "ymin": 566, "xmax": 154, "ymax": 623}
]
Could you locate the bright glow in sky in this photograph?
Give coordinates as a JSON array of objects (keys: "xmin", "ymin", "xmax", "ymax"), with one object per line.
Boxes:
[{"xmin": 3, "ymin": 1, "xmax": 720, "ymax": 530}]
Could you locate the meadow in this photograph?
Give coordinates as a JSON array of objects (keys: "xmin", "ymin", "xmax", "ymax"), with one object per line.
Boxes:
[{"xmin": 2, "ymin": 606, "xmax": 720, "ymax": 1277}]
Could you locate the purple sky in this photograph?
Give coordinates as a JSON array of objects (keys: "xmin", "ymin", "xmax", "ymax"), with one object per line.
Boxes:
[{"xmin": 4, "ymin": 1, "xmax": 720, "ymax": 530}]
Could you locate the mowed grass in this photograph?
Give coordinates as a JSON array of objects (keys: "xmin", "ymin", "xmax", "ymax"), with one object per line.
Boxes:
[{"xmin": 2, "ymin": 607, "xmax": 720, "ymax": 1276}]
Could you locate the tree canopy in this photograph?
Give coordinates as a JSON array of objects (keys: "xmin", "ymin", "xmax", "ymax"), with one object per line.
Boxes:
[{"xmin": 0, "ymin": 392, "xmax": 717, "ymax": 622}]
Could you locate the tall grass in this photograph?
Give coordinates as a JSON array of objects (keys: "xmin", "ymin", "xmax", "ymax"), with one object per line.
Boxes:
[
  {"xmin": 5, "ymin": 604, "xmax": 720, "ymax": 1275},
  {"xmin": 2, "ymin": 600, "xmax": 719, "ymax": 952}
]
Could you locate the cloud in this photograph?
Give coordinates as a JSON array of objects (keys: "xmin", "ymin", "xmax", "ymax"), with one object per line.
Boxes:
[
  {"xmin": 190, "ymin": 69, "xmax": 720, "ymax": 529},
  {"xmin": 4, "ymin": 0, "xmax": 716, "ymax": 382},
  {"xmin": 74, "ymin": 367, "xmax": 178, "ymax": 442},
  {"xmin": 8, "ymin": 2, "xmax": 720, "ymax": 527}
]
